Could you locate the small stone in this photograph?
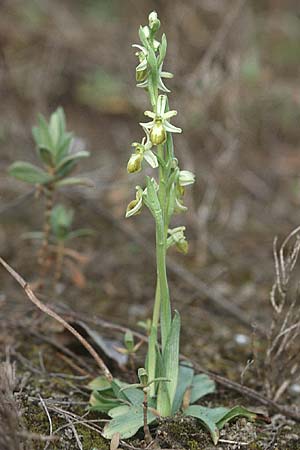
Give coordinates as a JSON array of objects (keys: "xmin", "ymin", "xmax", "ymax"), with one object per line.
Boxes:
[{"xmin": 234, "ymin": 333, "xmax": 249, "ymax": 345}]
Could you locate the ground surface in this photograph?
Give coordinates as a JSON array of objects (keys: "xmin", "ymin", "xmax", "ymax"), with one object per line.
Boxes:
[{"xmin": 1, "ymin": 0, "xmax": 300, "ymax": 449}]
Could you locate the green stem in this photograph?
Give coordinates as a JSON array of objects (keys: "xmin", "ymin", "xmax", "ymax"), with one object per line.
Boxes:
[{"xmin": 155, "ymin": 202, "xmax": 171, "ymax": 351}]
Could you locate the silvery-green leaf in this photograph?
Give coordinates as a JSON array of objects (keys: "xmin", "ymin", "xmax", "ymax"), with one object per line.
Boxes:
[
  {"xmin": 190, "ymin": 374, "xmax": 216, "ymax": 404},
  {"xmin": 87, "ymin": 376, "xmax": 112, "ymax": 392},
  {"xmin": 8, "ymin": 162, "xmax": 52, "ymax": 185},
  {"xmin": 144, "ymin": 150, "xmax": 158, "ymax": 168},
  {"xmin": 172, "ymin": 362, "xmax": 194, "ymax": 414},
  {"xmin": 184, "ymin": 405, "xmax": 223, "ymax": 445},
  {"xmin": 108, "ymin": 405, "xmax": 130, "ymax": 418},
  {"xmin": 103, "ymin": 405, "xmax": 156, "ymax": 440},
  {"xmin": 163, "ymin": 311, "xmax": 180, "ymax": 409},
  {"xmin": 89, "ymin": 391, "xmax": 122, "ymax": 413},
  {"xmin": 216, "ymin": 406, "xmax": 258, "ymax": 430}
]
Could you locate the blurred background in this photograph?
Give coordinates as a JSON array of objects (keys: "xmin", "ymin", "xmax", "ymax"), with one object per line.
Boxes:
[{"xmin": 1, "ymin": 0, "xmax": 300, "ymax": 376}]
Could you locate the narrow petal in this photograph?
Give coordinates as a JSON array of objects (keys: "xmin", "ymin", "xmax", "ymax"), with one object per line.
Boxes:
[
  {"xmin": 139, "ymin": 121, "xmax": 153, "ymax": 130},
  {"xmin": 144, "ymin": 111, "xmax": 156, "ymax": 118},
  {"xmin": 144, "ymin": 150, "xmax": 158, "ymax": 168},
  {"xmin": 164, "ymin": 121, "xmax": 182, "ymax": 134},
  {"xmin": 164, "ymin": 110, "xmax": 177, "ymax": 120}
]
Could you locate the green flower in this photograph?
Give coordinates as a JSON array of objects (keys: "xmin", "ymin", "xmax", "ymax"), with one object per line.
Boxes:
[
  {"xmin": 127, "ymin": 128, "xmax": 158, "ymax": 173},
  {"xmin": 140, "ymin": 95, "xmax": 181, "ymax": 145}
]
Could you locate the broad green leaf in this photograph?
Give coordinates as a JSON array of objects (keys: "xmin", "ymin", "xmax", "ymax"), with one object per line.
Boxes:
[
  {"xmin": 51, "ymin": 204, "xmax": 73, "ymax": 240},
  {"xmin": 55, "ymin": 177, "xmax": 94, "ymax": 188},
  {"xmin": 185, "ymin": 405, "xmax": 257, "ymax": 445},
  {"xmin": 8, "ymin": 161, "xmax": 52, "ymax": 185},
  {"xmin": 108, "ymin": 405, "xmax": 130, "ymax": 418},
  {"xmin": 172, "ymin": 362, "xmax": 194, "ymax": 414},
  {"xmin": 121, "ymin": 386, "xmax": 144, "ymax": 405},
  {"xmin": 89, "ymin": 391, "xmax": 122, "ymax": 413},
  {"xmin": 103, "ymin": 405, "xmax": 156, "ymax": 440},
  {"xmin": 216, "ymin": 406, "xmax": 257, "ymax": 430},
  {"xmin": 87, "ymin": 376, "xmax": 112, "ymax": 392},
  {"xmin": 184, "ymin": 405, "xmax": 225, "ymax": 445},
  {"xmin": 163, "ymin": 311, "xmax": 180, "ymax": 408},
  {"xmin": 190, "ymin": 374, "xmax": 216, "ymax": 404}
]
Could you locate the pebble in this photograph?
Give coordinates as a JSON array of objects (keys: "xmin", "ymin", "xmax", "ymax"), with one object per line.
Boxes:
[{"xmin": 234, "ymin": 333, "xmax": 249, "ymax": 345}]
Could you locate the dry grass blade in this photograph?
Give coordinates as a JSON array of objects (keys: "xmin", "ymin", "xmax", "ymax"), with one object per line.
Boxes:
[
  {"xmin": 0, "ymin": 257, "xmax": 113, "ymax": 382},
  {"xmin": 264, "ymin": 227, "xmax": 300, "ymax": 400}
]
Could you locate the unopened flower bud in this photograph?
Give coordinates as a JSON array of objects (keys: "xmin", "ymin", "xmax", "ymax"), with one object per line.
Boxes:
[
  {"xmin": 179, "ymin": 170, "xmax": 195, "ymax": 186},
  {"xmin": 124, "ymin": 330, "xmax": 134, "ymax": 352},
  {"xmin": 176, "ymin": 239, "xmax": 189, "ymax": 254},
  {"xmin": 150, "ymin": 119, "xmax": 167, "ymax": 145},
  {"xmin": 138, "ymin": 368, "xmax": 148, "ymax": 386},
  {"xmin": 127, "ymin": 153, "xmax": 143, "ymax": 173},
  {"xmin": 149, "ymin": 11, "xmax": 160, "ymax": 33}
]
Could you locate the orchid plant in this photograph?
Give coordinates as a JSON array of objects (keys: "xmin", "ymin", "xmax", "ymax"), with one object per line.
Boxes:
[{"xmin": 89, "ymin": 12, "xmax": 259, "ymax": 445}]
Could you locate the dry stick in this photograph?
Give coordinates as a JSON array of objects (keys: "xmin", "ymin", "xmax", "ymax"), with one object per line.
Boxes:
[{"xmin": 0, "ymin": 257, "xmax": 113, "ymax": 383}]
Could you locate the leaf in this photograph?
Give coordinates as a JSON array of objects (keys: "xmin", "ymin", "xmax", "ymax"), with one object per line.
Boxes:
[
  {"xmin": 163, "ymin": 311, "xmax": 180, "ymax": 408},
  {"xmin": 185, "ymin": 404, "xmax": 258, "ymax": 445},
  {"xmin": 38, "ymin": 147, "xmax": 54, "ymax": 167},
  {"xmin": 87, "ymin": 376, "xmax": 112, "ymax": 392},
  {"xmin": 32, "ymin": 116, "xmax": 53, "ymax": 153},
  {"xmin": 108, "ymin": 405, "xmax": 130, "ymax": 418},
  {"xmin": 172, "ymin": 362, "xmax": 194, "ymax": 414},
  {"xmin": 121, "ymin": 386, "xmax": 144, "ymax": 406},
  {"xmin": 55, "ymin": 151, "xmax": 90, "ymax": 171},
  {"xmin": 103, "ymin": 405, "xmax": 156, "ymax": 440},
  {"xmin": 184, "ymin": 405, "xmax": 225, "ymax": 445},
  {"xmin": 89, "ymin": 391, "xmax": 122, "ymax": 413},
  {"xmin": 216, "ymin": 406, "xmax": 257, "ymax": 430},
  {"xmin": 55, "ymin": 177, "xmax": 94, "ymax": 188},
  {"xmin": 190, "ymin": 374, "xmax": 216, "ymax": 404},
  {"xmin": 66, "ymin": 228, "xmax": 94, "ymax": 241},
  {"xmin": 8, "ymin": 162, "xmax": 52, "ymax": 185},
  {"xmin": 158, "ymin": 33, "xmax": 167, "ymax": 66}
]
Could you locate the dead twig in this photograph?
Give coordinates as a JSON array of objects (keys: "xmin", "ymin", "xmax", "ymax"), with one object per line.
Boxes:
[
  {"xmin": 38, "ymin": 394, "xmax": 53, "ymax": 450},
  {"xmin": 0, "ymin": 257, "xmax": 113, "ymax": 383}
]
